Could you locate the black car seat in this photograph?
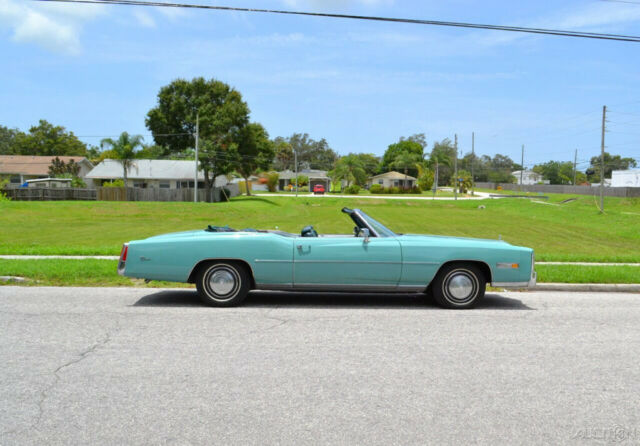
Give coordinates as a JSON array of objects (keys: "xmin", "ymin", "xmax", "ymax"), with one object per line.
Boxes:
[{"xmin": 301, "ymin": 225, "xmax": 318, "ymax": 237}]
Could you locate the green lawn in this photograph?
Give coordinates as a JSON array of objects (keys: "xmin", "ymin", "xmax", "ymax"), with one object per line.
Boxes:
[
  {"xmin": 1, "ymin": 259, "xmax": 638, "ymax": 287},
  {"xmin": 1, "ymin": 194, "xmax": 640, "ymax": 262}
]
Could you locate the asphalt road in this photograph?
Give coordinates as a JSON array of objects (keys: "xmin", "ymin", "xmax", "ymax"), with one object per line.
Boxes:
[{"xmin": 1, "ymin": 287, "xmax": 639, "ymax": 445}]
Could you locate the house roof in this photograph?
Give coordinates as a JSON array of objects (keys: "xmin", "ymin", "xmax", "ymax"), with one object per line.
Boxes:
[
  {"xmin": 370, "ymin": 171, "xmax": 417, "ymax": 181},
  {"xmin": 511, "ymin": 170, "xmax": 540, "ymax": 176},
  {"xmin": 0, "ymin": 155, "xmax": 92, "ymax": 176},
  {"xmin": 277, "ymin": 169, "xmax": 329, "ymax": 180},
  {"xmin": 86, "ymin": 159, "xmax": 229, "ymax": 185}
]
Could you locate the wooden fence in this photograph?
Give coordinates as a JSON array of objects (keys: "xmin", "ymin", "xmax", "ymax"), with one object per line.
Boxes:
[
  {"xmin": 3, "ymin": 184, "xmax": 239, "ymax": 202},
  {"xmin": 96, "ymin": 185, "xmax": 239, "ymax": 202},
  {"xmin": 5, "ymin": 188, "xmax": 96, "ymax": 201},
  {"xmin": 474, "ymin": 182, "xmax": 640, "ymax": 198}
]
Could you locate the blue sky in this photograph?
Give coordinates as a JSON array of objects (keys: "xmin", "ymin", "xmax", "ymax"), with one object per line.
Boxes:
[{"xmin": 0, "ymin": 0, "xmax": 639, "ymax": 170}]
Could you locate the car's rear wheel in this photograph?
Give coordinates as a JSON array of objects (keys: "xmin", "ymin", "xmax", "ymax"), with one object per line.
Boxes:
[
  {"xmin": 196, "ymin": 262, "xmax": 250, "ymax": 307},
  {"xmin": 432, "ymin": 263, "xmax": 485, "ymax": 309}
]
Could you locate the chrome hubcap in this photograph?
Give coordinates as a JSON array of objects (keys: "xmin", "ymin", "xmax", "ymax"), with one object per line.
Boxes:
[
  {"xmin": 448, "ymin": 274, "xmax": 473, "ymax": 299},
  {"xmin": 209, "ymin": 269, "xmax": 235, "ymax": 295}
]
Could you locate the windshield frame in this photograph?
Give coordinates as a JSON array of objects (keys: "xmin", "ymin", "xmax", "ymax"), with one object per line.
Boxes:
[{"xmin": 352, "ymin": 209, "xmax": 396, "ymax": 238}]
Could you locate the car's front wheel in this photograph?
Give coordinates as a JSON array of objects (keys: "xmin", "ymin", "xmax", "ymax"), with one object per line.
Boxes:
[
  {"xmin": 431, "ymin": 263, "xmax": 486, "ymax": 309},
  {"xmin": 196, "ymin": 262, "xmax": 250, "ymax": 307}
]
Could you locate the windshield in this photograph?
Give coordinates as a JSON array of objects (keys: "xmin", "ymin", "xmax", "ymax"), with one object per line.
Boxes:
[{"xmin": 358, "ymin": 210, "xmax": 396, "ymax": 238}]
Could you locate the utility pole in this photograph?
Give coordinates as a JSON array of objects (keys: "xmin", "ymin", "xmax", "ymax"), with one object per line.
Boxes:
[
  {"xmin": 573, "ymin": 149, "xmax": 578, "ymax": 185},
  {"xmin": 194, "ymin": 112, "xmax": 199, "ymax": 203},
  {"xmin": 454, "ymin": 134, "xmax": 458, "ymax": 200},
  {"xmin": 600, "ymin": 105, "xmax": 607, "ymax": 213},
  {"xmin": 471, "ymin": 132, "xmax": 475, "ymax": 196},
  {"xmin": 520, "ymin": 144, "xmax": 524, "ymax": 191},
  {"xmin": 294, "ymin": 148, "xmax": 298, "ymax": 197}
]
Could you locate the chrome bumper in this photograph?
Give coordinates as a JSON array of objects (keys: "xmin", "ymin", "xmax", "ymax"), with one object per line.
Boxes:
[
  {"xmin": 492, "ymin": 271, "xmax": 536, "ymax": 289},
  {"xmin": 117, "ymin": 260, "xmax": 125, "ymax": 276}
]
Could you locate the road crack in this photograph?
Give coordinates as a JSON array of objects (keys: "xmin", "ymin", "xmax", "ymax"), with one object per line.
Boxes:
[{"xmin": 1, "ymin": 322, "xmax": 121, "ymax": 438}]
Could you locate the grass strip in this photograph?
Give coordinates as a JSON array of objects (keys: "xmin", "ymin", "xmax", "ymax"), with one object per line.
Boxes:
[{"xmin": 1, "ymin": 259, "xmax": 638, "ymax": 287}]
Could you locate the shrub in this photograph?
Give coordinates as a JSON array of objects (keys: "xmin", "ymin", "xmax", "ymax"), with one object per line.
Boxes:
[
  {"xmin": 103, "ymin": 179, "xmax": 125, "ymax": 188},
  {"xmin": 387, "ymin": 186, "xmax": 401, "ymax": 194},
  {"xmin": 0, "ymin": 179, "xmax": 9, "ymax": 202},
  {"xmin": 451, "ymin": 169, "xmax": 472, "ymax": 194},
  {"xmin": 417, "ymin": 170, "xmax": 434, "ymax": 191},
  {"xmin": 370, "ymin": 184, "xmax": 384, "ymax": 194},
  {"xmin": 408, "ymin": 186, "xmax": 422, "ymax": 194},
  {"xmin": 344, "ymin": 184, "xmax": 360, "ymax": 195},
  {"xmin": 265, "ymin": 172, "xmax": 279, "ymax": 192}
]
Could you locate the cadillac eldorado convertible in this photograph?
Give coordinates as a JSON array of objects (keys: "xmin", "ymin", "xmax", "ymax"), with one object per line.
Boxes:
[{"xmin": 118, "ymin": 207, "xmax": 536, "ymax": 309}]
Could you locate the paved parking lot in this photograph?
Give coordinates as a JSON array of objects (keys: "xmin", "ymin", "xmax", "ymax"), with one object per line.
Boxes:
[{"xmin": 1, "ymin": 287, "xmax": 639, "ymax": 445}]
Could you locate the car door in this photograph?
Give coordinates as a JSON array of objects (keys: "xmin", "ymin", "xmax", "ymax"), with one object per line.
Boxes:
[{"xmin": 293, "ymin": 236, "xmax": 402, "ymax": 290}]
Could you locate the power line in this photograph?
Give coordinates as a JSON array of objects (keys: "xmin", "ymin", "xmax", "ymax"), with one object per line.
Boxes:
[{"xmin": 32, "ymin": 0, "xmax": 640, "ymax": 43}]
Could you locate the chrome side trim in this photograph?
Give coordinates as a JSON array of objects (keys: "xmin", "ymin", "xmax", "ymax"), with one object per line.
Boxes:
[
  {"xmin": 254, "ymin": 259, "xmax": 293, "ymax": 263},
  {"xmin": 403, "ymin": 261, "xmax": 440, "ymax": 265},
  {"xmin": 255, "ymin": 283, "xmax": 424, "ymax": 292},
  {"xmin": 294, "ymin": 260, "xmax": 402, "ymax": 264},
  {"xmin": 496, "ymin": 262, "xmax": 518, "ymax": 269}
]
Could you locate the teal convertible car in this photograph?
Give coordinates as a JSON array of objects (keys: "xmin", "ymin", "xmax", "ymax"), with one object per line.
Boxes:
[{"xmin": 118, "ymin": 207, "xmax": 535, "ymax": 309}]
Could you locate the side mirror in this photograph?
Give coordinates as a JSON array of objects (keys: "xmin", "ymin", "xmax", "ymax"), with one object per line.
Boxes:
[{"xmin": 361, "ymin": 228, "xmax": 370, "ymax": 243}]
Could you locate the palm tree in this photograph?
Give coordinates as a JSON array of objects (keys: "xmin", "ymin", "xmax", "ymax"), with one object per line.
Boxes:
[
  {"xmin": 428, "ymin": 144, "xmax": 452, "ymax": 193},
  {"xmin": 329, "ymin": 154, "xmax": 366, "ymax": 188},
  {"xmin": 100, "ymin": 132, "xmax": 144, "ymax": 186},
  {"xmin": 391, "ymin": 150, "xmax": 421, "ymax": 189}
]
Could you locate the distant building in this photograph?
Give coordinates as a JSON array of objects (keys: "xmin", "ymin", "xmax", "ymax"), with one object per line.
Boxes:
[
  {"xmin": 26, "ymin": 178, "xmax": 72, "ymax": 188},
  {"xmin": 367, "ymin": 171, "xmax": 417, "ymax": 189},
  {"xmin": 612, "ymin": 169, "xmax": 640, "ymax": 187},
  {"xmin": 0, "ymin": 155, "xmax": 93, "ymax": 186},
  {"xmin": 276, "ymin": 169, "xmax": 330, "ymax": 192},
  {"xmin": 511, "ymin": 170, "xmax": 544, "ymax": 185},
  {"xmin": 86, "ymin": 159, "xmax": 231, "ymax": 189}
]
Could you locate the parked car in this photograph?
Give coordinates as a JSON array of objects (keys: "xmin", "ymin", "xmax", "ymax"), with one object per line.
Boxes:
[
  {"xmin": 118, "ymin": 207, "xmax": 536, "ymax": 309},
  {"xmin": 313, "ymin": 184, "xmax": 325, "ymax": 195}
]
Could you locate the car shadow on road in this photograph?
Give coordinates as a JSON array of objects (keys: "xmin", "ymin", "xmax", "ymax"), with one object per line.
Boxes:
[{"xmin": 132, "ymin": 290, "xmax": 534, "ymax": 310}]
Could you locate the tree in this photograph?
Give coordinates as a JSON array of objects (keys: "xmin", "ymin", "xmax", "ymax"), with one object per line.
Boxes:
[
  {"xmin": 586, "ymin": 152, "xmax": 637, "ymax": 182},
  {"xmin": 391, "ymin": 150, "xmax": 421, "ymax": 188},
  {"xmin": 146, "ymin": 77, "xmax": 250, "ymax": 201},
  {"xmin": 533, "ymin": 161, "xmax": 575, "ymax": 185},
  {"xmin": 428, "ymin": 139, "xmax": 454, "ymax": 188},
  {"xmin": 417, "ymin": 168, "xmax": 434, "ymax": 191},
  {"xmin": 381, "ymin": 136, "xmax": 425, "ymax": 174},
  {"xmin": 272, "ymin": 139, "xmax": 294, "ymax": 171},
  {"xmin": 275, "ymin": 133, "xmax": 338, "ymax": 171},
  {"xmin": 100, "ymin": 132, "xmax": 144, "ymax": 185},
  {"xmin": 235, "ymin": 123, "xmax": 274, "ymax": 196},
  {"xmin": 329, "ymin": 154, "xmax": 367, "ymax": 187},
  {"xmin": 354, "ymin": 153, "xmax": 381, "ymax": 176},
  {"xmin": 136, "ymin": 144, "xmax": 166, "ymax": 160},
  {"xmin": 48, "ymin": 157, "xmax": 80, "ymax": 177},
  {"xmin": 487, "ymin": 154, "xmax": 520, "ymax": 183},
  {"xmin": 0, "ymin": 125, "xmax": 22, "ymax": 155},
  {"xmin": 11, "ymin": 120, "xmax": 87, "ymax": 156}
]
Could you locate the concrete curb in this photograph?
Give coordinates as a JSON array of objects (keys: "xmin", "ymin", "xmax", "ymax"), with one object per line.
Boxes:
[{"xmin": 532, "ymin": 283, "xmax": 640, "ymax": 293}]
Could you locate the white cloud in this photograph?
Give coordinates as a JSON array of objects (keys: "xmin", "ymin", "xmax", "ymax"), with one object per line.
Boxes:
[
  {"xmin": 133, "ymin": 10, "xmax": 156, "ymax": 28},
  {"xmin": 0, "ymin": 0, "xmax": 105, "ymax": 54}
]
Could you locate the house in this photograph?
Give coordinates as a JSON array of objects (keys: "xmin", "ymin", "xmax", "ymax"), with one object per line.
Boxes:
[
  {"xmin": 26, "ymin": 178, "xmax": 72, "ymax": 188},
  {"xmin": 230, "ymin": 175, "xmax": 267, "ymax": 192},
  {"xmin": 367, "ymin": 171, "xmax": 417, "ymax": 189},
  {"xmin": 86, "ymin": 159, "xmax": 232, "ymax": 190},
  {"xmin": 0, "ymin": 155, "xmax": 93, "ymax": 187},
  {"xmin": 511, "ymin": 170, "xmax": 543, "ymax": 185},
  {"xmin": 276, "ymin": 169, "xmax": 330, "ymax": 192},
  {"xmin": 612, "ymin": 169, "xmax": 640, "ymax": 187}
]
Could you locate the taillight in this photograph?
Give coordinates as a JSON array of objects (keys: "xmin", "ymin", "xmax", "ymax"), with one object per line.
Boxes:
[{"xmin": 120, "ymin": 244, "xmax": 128, "ymax": 262}]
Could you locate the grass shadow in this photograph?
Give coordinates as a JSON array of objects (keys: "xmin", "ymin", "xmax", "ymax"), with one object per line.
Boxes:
[{"xmin": 133, "ymin": 290, "xmax": 534, "ymax": 310}]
